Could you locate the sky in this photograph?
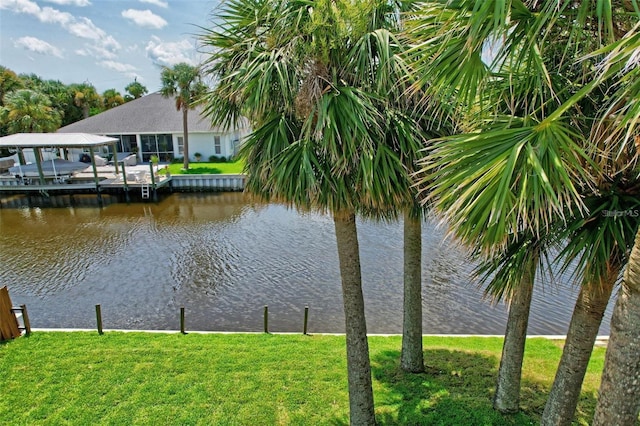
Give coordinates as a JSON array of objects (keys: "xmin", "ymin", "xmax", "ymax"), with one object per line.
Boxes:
[{"xmin": 0, "ymin": 0, "xmax": 222, "ymax": 94}]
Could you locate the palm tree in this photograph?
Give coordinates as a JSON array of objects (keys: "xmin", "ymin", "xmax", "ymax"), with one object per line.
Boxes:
[
  {"xmin": 200, "ymin": 0, "xmax": 427, "ymax": 422},
  {"xmin": 406, "ymin": 1, "xmax": 638, "ymax": 420},
  {"xmin": 0, "ymin": 89, "xmax": 61, "ymax": 133},
  {"xmin": 102, "ymin": 89, "xmax": 125, "ymax": 110},
  {"xmin": 588, "ymin": 21, "xmax": 640, "ymax": 425},
  {"xmin": 125, "ymin": 79, "xmax": 148, "ymax": 100},
  {"xmin": 70, "ymin": 82, "xmax": 101, "ymax": 119},
  {"xmin": 160, "ymin": 63, "xmax": 207, "ymax": 170},
  {"xmin": 0, "ymin": 66, "xmax": 23, "ymax": 107}
]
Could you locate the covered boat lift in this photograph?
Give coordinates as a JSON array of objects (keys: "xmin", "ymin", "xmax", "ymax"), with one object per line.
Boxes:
[{"xmin": 0, "ymin": 133, "xmax": 120, "ymax": 191}]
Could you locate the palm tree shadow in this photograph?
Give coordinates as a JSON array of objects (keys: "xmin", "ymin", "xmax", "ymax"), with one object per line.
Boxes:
[{"xmin": 370, "ymin": 349, "xmax": 540, "ymax": 425}]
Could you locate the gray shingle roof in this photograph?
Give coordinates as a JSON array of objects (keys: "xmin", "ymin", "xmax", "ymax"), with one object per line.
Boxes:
[{"xmin": 57, "ymin": 92, "xmax": 224, "ymax": 134}]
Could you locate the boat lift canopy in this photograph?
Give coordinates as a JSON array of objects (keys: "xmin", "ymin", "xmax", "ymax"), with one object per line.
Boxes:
[{"xmin": 0, "ymin": 133, "xmax": 120, "ymax": 187}]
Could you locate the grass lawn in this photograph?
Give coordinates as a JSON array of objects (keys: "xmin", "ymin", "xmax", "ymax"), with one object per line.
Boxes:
[
  {"xmin": 0, "ymin": 333, "xmax": 604, "ymax": 425},
  {"xmin": 165, "ymin": 159, "xmax": 245, "ymax": 175}
]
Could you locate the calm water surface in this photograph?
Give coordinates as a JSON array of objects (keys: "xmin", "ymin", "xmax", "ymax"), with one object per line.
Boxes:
[{"xmin": 0, "ymin": 192, "xmax": 613, "ymax": 334}]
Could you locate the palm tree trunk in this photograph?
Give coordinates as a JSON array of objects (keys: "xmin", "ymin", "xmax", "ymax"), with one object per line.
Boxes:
[
  {"xmin": 541, "ymin": 270, "xmax": 616, "ymax": 426},
  {"xmin": 592, "ymin": 231, "xmax": 640, "ymax": 425},
  {"xmin": 493, "ymin": 251, "xmax": 536, "ymax": 413},
  {"xmin": 401, "ymin": 209, "xmax": 424, "ymax": 373},
  {"xmin": 182, "ymin": 108, "xmax": 190, "ymax": 170},
  {"xmin": 333, "ymin": 211, "xmax": 376, "ymax": 426}
]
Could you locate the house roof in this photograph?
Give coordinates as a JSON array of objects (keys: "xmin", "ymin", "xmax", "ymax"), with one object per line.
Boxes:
[
  {"xmin": 57, "ymin": 92, "xmax": 227, "ymax": 135},
  {"xmin": 0, "ymin": 133, "xmax": 117, "ymax": 148}
]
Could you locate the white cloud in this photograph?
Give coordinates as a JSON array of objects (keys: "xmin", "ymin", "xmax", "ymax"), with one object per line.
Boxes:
[
  {"xmin": 14, "ymin": 36, "xmax": 63, "ymax": 58},
  {"xmin": 1, "ymin": 0, "xmax": 120, "ymax": 59},
  {"xmin": 139, "ymin": 0, "xmax": 167, "ymax": 8},
  {"xmin": 100, "ymin": 60, "xmax": 137, "ymax": 73},
  {"xmin": 121, "ymin": 9, "xmax": 167, "ymax": 29},
  {"xmin": 99, "ymin": 60, "xmax": 139, "ymax": 81},
  {"xmin": 42, "ymin": 0, "xmax": 91, "ymax": 6},
  {"xmin": 75, "ymin": 43, "xmax": 117, "ymax": 60},
  {"xmin": 0, "ymin": 0, "xmax": 40, "ymax": 14},
  {"xmin": 38, "ymin": 6, "xmax": 74, "ymax": 25},
  {"xmin": 145, "ymin": 36, "xmax": 196, "ymax": 66}
]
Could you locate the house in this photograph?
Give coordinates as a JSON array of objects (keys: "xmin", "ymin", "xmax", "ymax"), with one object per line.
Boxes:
[{"xmin": 57, "ymin": 92, "xmax": 250, "ymax": 163}]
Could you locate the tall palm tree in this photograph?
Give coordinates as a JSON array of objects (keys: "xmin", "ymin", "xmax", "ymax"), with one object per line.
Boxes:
[
  {"xmin": 587, "ymin": 21, "xmax": 640, "ymax": 424},
  {"xmin": 406, "ymin": 1, "xmax": 638, "ymax": 421},
  {"xmin": 200, "ymin": 0, "xmax": 426, "ymax": 422},
  {"xmin": 0, "ymin": 89, "xmax": 61, "ymax": 133},
  {"xmin": 160, "ymin": 63, "xmax": 207, "ymax": 170}
]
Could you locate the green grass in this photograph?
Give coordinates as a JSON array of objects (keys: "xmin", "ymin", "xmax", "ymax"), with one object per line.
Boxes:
[
  {"xmin": 0, "ymin": 333, "xmax": 604, "ymax": 425},
  {"xmin": 165, "ymin": 159, "xmax": 245, "ymax": 175}
]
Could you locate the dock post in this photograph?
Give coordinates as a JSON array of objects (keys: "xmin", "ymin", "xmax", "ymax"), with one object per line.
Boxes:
[
  {"xmin": 20, "ymin": 304, "xmax": 31, "ymax": 336},
  {"xmin": 303, "ymin": 305, "xmax": 309, "ymax": 335},
  {"xmin": 180, "ymin": 307, "xmax": 186, "ymax": 334},
  {"xmin": 120, "ymin": 163, "xmax": 130, "ymax": 202},
  {"xmin": 95, "ymin": 304, "xmax": 103, "ymax": 335},
  {"xmin": 264, "ymin": 305, "xmax": 269, "ymax": 334}
]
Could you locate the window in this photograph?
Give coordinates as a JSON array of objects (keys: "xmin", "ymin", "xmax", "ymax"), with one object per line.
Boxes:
[
  {"xmin": 177, "ymin": 137, "xmax": 184, "ymax": 156},
  {"xmin": 140, "ymin": 134, "xmax": 174, "ymax": 162},
  {"xmin": 214, "ymin": 136, "xmax": 222, "ymax": 155},
  {"xmin": 106, "ymin": 134, "xmax": 137, "ymax": 155}
]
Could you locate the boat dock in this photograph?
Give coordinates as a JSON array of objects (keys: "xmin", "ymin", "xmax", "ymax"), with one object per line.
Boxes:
[{"xmin": 0, "ymin": 163, "xmax": 172, "ymax": 199}]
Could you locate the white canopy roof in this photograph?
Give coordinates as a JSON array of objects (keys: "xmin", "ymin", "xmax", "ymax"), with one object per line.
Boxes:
[{"xmin": 0, "ymin": 133, "xmax": 118, "ymax": 148}]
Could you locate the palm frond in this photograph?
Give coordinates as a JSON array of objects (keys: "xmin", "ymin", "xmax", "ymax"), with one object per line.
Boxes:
[{"xmin": 421, "ymin": 116, "xmax": 591, "ymax": 253}]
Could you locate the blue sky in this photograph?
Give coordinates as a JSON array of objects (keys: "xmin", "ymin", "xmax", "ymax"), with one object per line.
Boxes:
[{"xmin": 0, "ymin": 0, "xmax": 221, "ymax": 93}]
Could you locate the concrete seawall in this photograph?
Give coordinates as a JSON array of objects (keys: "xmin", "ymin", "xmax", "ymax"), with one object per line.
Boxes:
[{"xmin": 169, "ymin": 174, "xmax": 245, "ymax": 191}]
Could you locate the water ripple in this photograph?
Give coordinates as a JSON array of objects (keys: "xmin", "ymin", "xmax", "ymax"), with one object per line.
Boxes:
[{"xmin": 0, "ymin": 193, "xmax": 614, "ymax": 334}]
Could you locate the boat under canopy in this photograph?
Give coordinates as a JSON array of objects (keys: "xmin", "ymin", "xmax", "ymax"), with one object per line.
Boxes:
[
  {"xmin": 9, "ymin": 159, "xmax": 90, "ymax": 177},
  {"xmin": 0, "ymin": 133, "xmax": 120, "ymax": 184}
]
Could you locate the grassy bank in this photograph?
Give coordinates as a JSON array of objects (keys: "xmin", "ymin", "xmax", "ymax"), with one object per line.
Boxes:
[
  {"xmin": 166, "ymin": 159, "xmax": 245, "ymax": 175},
  {"xmin": 0, "ymin": 333, "xmax": 604, "ymax": 425}
]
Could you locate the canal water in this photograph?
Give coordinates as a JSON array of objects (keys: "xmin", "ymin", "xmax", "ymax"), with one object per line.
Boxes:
[{"xmin": 0, "ymin": 192, "xmax": 613, "ymax": 335}]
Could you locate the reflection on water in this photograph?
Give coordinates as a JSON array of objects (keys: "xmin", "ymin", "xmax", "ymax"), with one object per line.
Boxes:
[{"xmin": 0, "ymin": 192, "xmax": 613, "ymax": 334}]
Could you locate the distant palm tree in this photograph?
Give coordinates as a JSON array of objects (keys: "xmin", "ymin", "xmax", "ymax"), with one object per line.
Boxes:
[
  {"xmin": 102, "ymin": 89, "xmax": 125, "ymax": 110},
  {"xmin": 0, "ymin": 89, "xmax": 61, "ymax": 133},
  {"xmin": 70, "ymin": 82, "xmax": 101, "ymax": 119},
  {"xmin": 160, "ymin": 63, "xmax": 206, "ymax": 170},
  {"xmin": 0, "ymin": 66, "xmax": 23, "ymax": 106},
  {"xmin": 125, "ymin": 79, "xmax": 148, "ymax": 100},
  {"xmin": 200, "ymin": 0, "xmax": 427, "ymax": 422}
]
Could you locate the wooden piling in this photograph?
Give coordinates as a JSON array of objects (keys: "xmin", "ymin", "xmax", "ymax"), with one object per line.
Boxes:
[
  {"xmin": 263, "ymin": 305, "xmax": 269, "ymax": 333},
  {"xmin": 95, "ymin": 304, "xmax": 103, "ymax": 335},
  {"xmin": 303, "ymin": 305, "xmax": 309, "ymax": 335},
  {"xmin": 20, "ymin": 304, "xmax": 31, "ymax": 336}
]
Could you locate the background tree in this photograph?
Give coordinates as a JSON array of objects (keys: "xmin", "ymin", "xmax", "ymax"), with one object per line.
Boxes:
[
  {"xmin": 0, "ymin": 89, "xmax": 62, "ymax": 133},
  {"xmin": 21, "ymin": 75, "xmax": 78, "ymax": 126},
  {"xmin": 0, "ymin": 66, "xmax": 25, "ymax": 154},
  {"xmin": 102, "ymin": 89, "xmax": 125, "ymax": 110},
  {"xmin": 125, "ymin": 79, "xmax": 148, "ymax": 101},
  {"xmin": 70, "ymin": 82, "xmax": 101, "ymax": 119},
  {"xmin": 0, "ymin": 66, "xmax": 24, "ymax": 108},
  {"xmin": 160, "ymin": 63, "xmax": 206, "ymax": 170}
]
